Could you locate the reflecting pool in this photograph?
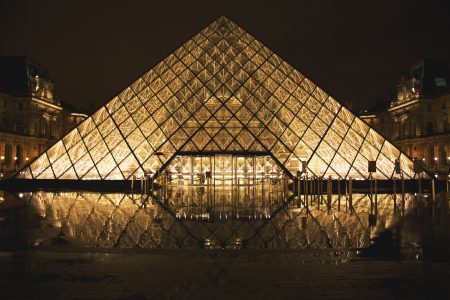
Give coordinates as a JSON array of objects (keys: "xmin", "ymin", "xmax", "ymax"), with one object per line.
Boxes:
[{"xmin": 1, "ymin": 189, "xmax": 447, "ymax": 261}]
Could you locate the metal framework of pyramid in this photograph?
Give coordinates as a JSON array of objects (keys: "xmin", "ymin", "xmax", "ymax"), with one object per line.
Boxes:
[{"xmin": 18, "ymin": 16, "xmax": 417, "ymax": 180}]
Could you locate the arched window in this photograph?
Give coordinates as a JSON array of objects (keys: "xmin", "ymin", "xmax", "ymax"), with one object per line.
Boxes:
[
  {"xmin": 16, "ymin": 144, "xmax": 23, "ymax": 164},
  {"xmin": 427, "ymin": 146, "xmax": 434, "ymax": 164},
  {"xmin": 5, "ymin": 143, "xmax": 12, "ymax": 164}
]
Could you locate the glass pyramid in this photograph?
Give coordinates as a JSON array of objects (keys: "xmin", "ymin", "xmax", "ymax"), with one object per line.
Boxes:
[{"xmin": 18, "ymin": 16, "xmax": 417, "ymax": 180}]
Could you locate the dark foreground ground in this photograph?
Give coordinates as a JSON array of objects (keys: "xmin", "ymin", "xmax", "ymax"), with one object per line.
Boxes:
[{"xmin": 0, "ymin": 249, "xmax": 449, "ymax": 300}]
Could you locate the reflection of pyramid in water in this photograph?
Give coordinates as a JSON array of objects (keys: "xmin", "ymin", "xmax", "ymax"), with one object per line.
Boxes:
[{"xmin": 19, "ymin": 16, "xmax": 416, "ymax": 180}]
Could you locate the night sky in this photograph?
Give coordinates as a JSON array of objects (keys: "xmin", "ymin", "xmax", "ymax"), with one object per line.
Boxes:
[{"xmin": 1, "ymin": 0, "xmax": 449, "ymax": 112}]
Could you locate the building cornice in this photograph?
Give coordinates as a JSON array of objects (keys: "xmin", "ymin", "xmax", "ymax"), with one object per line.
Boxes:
[
  {"xmin": 31, "ymin": 97, "xmax": 63, "ymax": 110},
  {"xmin": 69, "ymin": 112, "xmax": 89, "ymax": 118},
  {"xmin": 388, "ymin": 99, "xmax": 419, "ymax": 112}
]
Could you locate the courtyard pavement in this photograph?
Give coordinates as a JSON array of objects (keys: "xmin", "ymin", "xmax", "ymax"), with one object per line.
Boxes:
[{"xmin": 0, "ymin": 249, "xmax": 449, "ymax": 299}]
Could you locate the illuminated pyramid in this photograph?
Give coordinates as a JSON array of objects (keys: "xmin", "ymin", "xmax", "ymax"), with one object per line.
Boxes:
[{"xmin": 18, "ymin": 16, "xmax": 416, "ymax": 180}]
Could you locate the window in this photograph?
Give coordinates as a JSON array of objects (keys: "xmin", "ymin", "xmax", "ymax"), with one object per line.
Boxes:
[
  {"xmin": 4, "ymin": 144, "xmax": 12, "ymax": 164},
  {"xmin": 16, "ymin": 145, "xmax": 23, "ymax": 164},
  {"xmin": 427, "ymin": 146, "xmax": 434, "ymax": 164},
  {"xmin": 41, "ymin": 122, "xmax": 47, "ymax": 136},
  {"xmin": 426, "ymin": 122, "xmax": 434, "ymax": 135},
  {"xmin": 32, "ymin": 122, "xmax": 38, "ymax": 135}
]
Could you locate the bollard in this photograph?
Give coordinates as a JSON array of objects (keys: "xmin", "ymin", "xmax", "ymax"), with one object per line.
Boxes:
[
  {"xmin": 151, "ymin": 176, "xmax": 154, "ymax": 195},
  {"xmin": 348, "ymin": 177, "xmax": 353, "ymax": 212},
  {"xmin": 305, "ymin": 175, "xmax": 308, "ymax": 209},
  {"xmin": 327, "ymin": 176, "xmax": 332, "ymax": 211},
  {"xmin": 345, "ymin": 179, "xmax": 348, "ymax": 211},
  {"xmin": 320, "ymin": 176, "xmax": 324, "ymax": 205},
  {"xmin": 401, "ymin": 172, "xmax": 405, "ymax": 216},
  {"xmin": 393, "ymin": 176, "xmax": 397, "ymax": 211},
  {"xmin": 316, "ymin": 176, "xmax": 320, "ymax": 210},
  {"xmin": 337, "ymin": 177, "xmax": 341, "ymax": 211},
  {"xmin": 432, "ymin": 179, "xmax": 436, "ymax": 223},
  {"xmin": 374, "ymin": 178, "xmax": 378, "ymax": 216},
  {"xmin": 297, "ymin": 172, "xmax": 301, "ymax": 207},
  {"xmin": 418, "ymin": 176, "xmax": 422, "ymax": 197},
  {"xmin": 144, "ymin": 174, "xmax": 147, "ymax": 194}
]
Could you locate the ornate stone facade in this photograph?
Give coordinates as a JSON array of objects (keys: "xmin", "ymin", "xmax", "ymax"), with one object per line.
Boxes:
[
  {"xmin": 361, "ymin": 59, "xmax": 450, "ymax": 177},
  {"xmin": 0, "ymin": 56, "xmax": 87, "ymax": 177}
]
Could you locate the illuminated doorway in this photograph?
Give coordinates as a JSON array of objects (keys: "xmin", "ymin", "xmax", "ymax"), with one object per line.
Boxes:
[{"xmin": 156, "ymin": 154, "xmax": 292, "ymax": 220}]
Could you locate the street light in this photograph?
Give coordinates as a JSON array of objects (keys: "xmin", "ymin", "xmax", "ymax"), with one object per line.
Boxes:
[{"xmin": 0, "ymin": 156, "xmax": 4, "ymax": 178}]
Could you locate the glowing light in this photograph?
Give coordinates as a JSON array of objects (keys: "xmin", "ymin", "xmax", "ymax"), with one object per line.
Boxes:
[{"xmin": 434, "ymin": 157, "xmax": 438, "ymax": 161}]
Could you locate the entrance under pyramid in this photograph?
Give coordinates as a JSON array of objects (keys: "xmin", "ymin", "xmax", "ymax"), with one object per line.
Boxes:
[{"xmin": 17, "ymin": 16, "xmax": 418, "ymax": 181}]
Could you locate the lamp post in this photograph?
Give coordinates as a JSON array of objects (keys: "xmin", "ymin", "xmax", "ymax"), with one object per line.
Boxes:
[{"xmin": 1, "ymin": 156, "xmax": 4, "ymax": 178}]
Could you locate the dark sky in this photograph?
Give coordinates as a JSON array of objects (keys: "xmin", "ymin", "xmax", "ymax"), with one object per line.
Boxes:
[{"xmin": 1, "ymin": 0, "xmax": 449, "ymax": 112}]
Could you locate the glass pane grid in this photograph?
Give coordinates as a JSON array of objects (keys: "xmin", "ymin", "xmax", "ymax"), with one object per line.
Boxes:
[{"xmin": 20, "ymin": 16, "xmax": 419, "ymax": 181}]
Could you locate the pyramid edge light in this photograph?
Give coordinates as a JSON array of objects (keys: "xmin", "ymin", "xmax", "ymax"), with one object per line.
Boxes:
[{"xmin": 14, "ymin": 16, "xmax": 423, "ymax": 181}]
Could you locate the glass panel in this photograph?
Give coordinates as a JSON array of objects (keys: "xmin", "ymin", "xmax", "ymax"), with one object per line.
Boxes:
[{"xmin": 30, "ymin": 154, "xmax": 52, "ymax": 178}]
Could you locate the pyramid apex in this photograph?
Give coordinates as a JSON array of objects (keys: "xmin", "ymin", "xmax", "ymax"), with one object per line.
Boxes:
[
  {"xmin": 216, "ymin": 15, "xmax": 231, "ymax": 22},
  {"xmin": 208, "ymin": 15, "xmax": 237, "ymax": 34}
]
